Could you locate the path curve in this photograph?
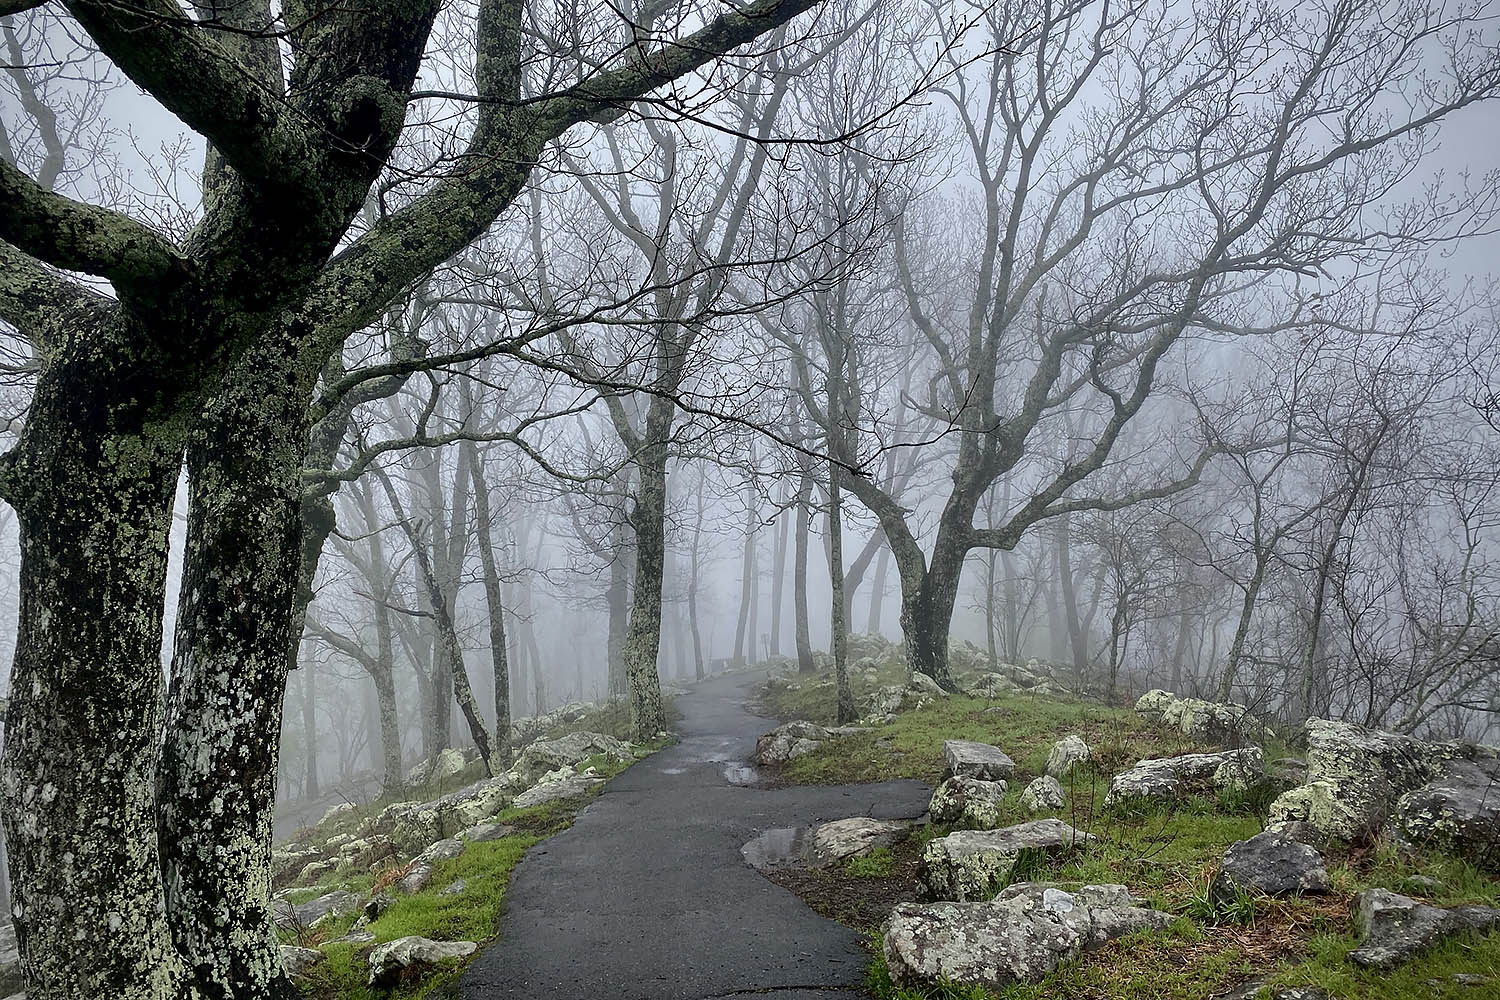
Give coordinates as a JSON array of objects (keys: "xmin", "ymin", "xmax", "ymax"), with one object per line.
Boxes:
[{"xmin": 461, "ymin": 671, "xmax": 930, "ymax": 1000}]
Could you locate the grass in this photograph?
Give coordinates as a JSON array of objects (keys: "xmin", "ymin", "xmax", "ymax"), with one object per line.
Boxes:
[
  {"xmin": 761, "ymin": 664, "xmax": 1500, "ymax": 1000},
  {"xmin": 281, "ymin": 731, "xmax": 675, "ymax": 998}
]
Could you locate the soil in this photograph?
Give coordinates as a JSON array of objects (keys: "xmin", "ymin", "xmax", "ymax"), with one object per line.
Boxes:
[{"xmin": 764, "ymin": 834, "xmax": 930, "ymax": 931}]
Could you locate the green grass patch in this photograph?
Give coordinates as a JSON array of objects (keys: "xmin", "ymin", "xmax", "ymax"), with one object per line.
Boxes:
[{"xmin": 845, "ymin": 848, "xmax": 900, "ymax": 878}]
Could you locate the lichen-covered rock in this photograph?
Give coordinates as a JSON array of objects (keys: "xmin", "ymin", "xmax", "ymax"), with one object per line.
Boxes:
[
  {"xmin": 296, "ymin": 860, "xmax": 337, "ymax": 884},
  {"xmin": 753, "ymin": 720, "xmax": 832, "ymax": 765},
  {"xmin": 513, "ymin": 731, "xmax": 631, "ymax": 786},
  {"xmin": 398, "ymin": 863, "xmax": 435, "ymax": 894},
  {"xmin": 273, "ymin": 890, "xmax": 362, "ymax": 930},
  {"xmin": 511, "ymin": 773, "xmax": 603, "ymax": 809},
  {"xmin": 1349, "ymin": 889, "xmax": 1500, "ymax": 969},
  {"xmin": 882, "ymin": 882, "xmax": 1173, "ymax": 990},
  {"xmin": 862, "ymin": 684, "xmax": 908, "ymax": 720},
  {"xmin": 1134, "ymin": 690, "xmax": 1268, "ymax": 743},
  {"xmin": 808, "ymin": 817, "xmax": 911, "ymax": 864},
  {"xmin": 1395, "ymin": 759, "xmax": 1500, "ymax": 870},
  {"xmin": 1020, "ymin": 776, "xmax": 1065, "ymax": 813},
  {"xmin": 929, "ymin": 776, "xmax": 1008, "ymax": 828},
  {"xmin": 406, "ymin": 747, "xmax": 467, "ymax": 785},
  {"xmin": 271, "ymin": 847, "xmax": 324, "ymax": 885},
  {"xmin": 367, "ymin": 936, "xmax": 478, "ymax": 987},
  {"xmin": 1210, "ymin": 831, "xmax": 1330, "ymax": 904},
  {"xmin": 1267, "ymin": 720, "xmax": 1459, "ymax": 843},
  {"xmin": 460, "ymin": 822, "xmax": 515, "ymax": 843},
  {"xmin": 415, "ymin": 837, "xmax": 463, "ymax": 866},
  {"xmin": 280, "ymin": 945, "xmax": 325, "ymax": 978},
  {"xmin": 1046, "ymin": 736, "xmax": 1090, "ymax": 778},
  {"xmin": 318, "ymin": 801, "xmax": 356, "ymax": 826},
  {"xmin": 364, "ymin": 892, "xmax": 395, "ymax": 922},
  {"xmin": 439, "ymin": 879, "xmax": 468, "ymax": 897},
  {"xmin": 1103, "ymin": 748, "xmax": 1264, "ymax": 808},
  {"xmin": 335, "ymin": 834, "xmax": 397, "ymax": 873},
  {"xmin": 943, "ymin": 739, "xmax": 1016, "ymax": 782},
  {"xmin": 921, "ymin": 820, "xmax": 1095, "ymax": 901}
]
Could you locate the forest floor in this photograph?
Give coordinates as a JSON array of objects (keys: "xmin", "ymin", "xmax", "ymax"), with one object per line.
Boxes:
[{"xmin": 757, "ymin": 663, "xmax": 1500, "ymax": 1000}]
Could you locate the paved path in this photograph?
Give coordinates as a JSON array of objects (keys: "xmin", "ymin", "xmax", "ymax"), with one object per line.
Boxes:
[{"xmin": 461, "ymin": 672, "xmax": 930, "ymax": 1000}]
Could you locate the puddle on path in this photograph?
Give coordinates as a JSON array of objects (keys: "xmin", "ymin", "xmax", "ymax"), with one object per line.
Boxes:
[
  {"xmin": 740, "ymin": 826, "xmax": 812, "ymax": 871},
  {"xmin": 723, "ymin": 763, "xmax": 762, "ymax": 786}
]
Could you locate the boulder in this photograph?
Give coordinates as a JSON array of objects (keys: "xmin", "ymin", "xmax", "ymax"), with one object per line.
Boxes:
[
  {"xmin": 1395, "ymin": 759, "xmax": 1500, "ymax": 870},
  {"xmin": 1020, "ymin": 776, "xmax": 1065, "ymax": 813},
  {"xmin": 273, "ymin": 889, "xmax": 362, "ymax": 930},
  {"xmin": 929, "ymin": 776, "xmax": 1007, "ymax": 828},
  {"xmin": 335, "ymin": 834, "xmax": 397, "ymax": 872},
  {"xmin": 1210, "ymin": 831, "xmax": 1330, "ymax": 904},
  {"xmin": 367, "ymin": 936, "xmax": 478, "ymax": 987},
  {"xmin": 1267, "ymin": 719, "xmax": 1462, "ymax": 844},
  {"xmin": 753, "ymin": 721, "xmax": 832, "ymax": 765},
  {"xmin": 296, "ymin": 860, "xmax": 337, "ymax": 884},
  {"xmin": 908, "ymin": 672, "xmax": 947, "ymax": 696},
  {"xmin": 460, "ymin": 822, "xmax": 515, "ymax": 843},
  {"xmin": 921, "ymin": 819, "xmax": 1095, "ymax": 901},
  {"xmin": 1349, "ymin": 889, "xmax": 1500, "ymax": 970},
  {"xmin": 808, "ymin": 817, "xmax": 911, "ymax": 864},
  {"xmin": 862, "ymin": 685, "xmax": 907, "ymax": 720},
  {"xmin": 414, "ymin": 837, "xmax": 463, "ymax": 866},
  {"xmin": 1103, "ymin": 748, "xmax": 1264, "ymax": 808},
  {"xmin": 968, "ymin": 674, "xmax": 1019, "ymax": 697},
  {"xmin": 364, "ymin": 892, "xmax": 395, "ymax": 922},
  {"xmin": 943, "ymin": 740, "xmax": 1016, "ymax": 782},
  {"xmin": 514, "ymin": 731, "xmax": 631, "ymax": 786},
  {"xmin": 511, "ymin": 774, "xmax": 603, "ymax": 809},
  {"xmin": 882, "ymin": 882, "xmax": 1173, "ymax": 991},
  {"xmin": 279, "ymin": 945, "xmax": 325, "ymax": 979},
  {"xmin": 271, "ymin": 847, "xmax": 324, "ymax": 885},
  {"xmin": 1046, "ymin": 736, "xmax": 1090, "ymax": 779},
  {"xmin": 1134, "ymin": 690, "xmax": 1268, "ymax": 743},
  {"xmin": 398, "ymin": 863, "xmax": 434, "ymax": 894},
  {"xmin": 1133, "ymin": 689, "xmax": 1178, "ymax": 724}
]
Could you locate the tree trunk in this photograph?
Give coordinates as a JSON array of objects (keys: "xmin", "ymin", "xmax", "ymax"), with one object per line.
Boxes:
[
  {"xmin": 900, "ymin": 544, "xmax": 964, "ymax": 691},
  {"xmin": 0, "ymin": 331, "xmax": 194, "ymax": 1000},
  {"xmin": 867, "ymin": 542, "xmax": 889, "ymax": 635},
  {"xmin": 984, "ymin": 550, "xmax": 999, "ymax": 672},
  {"xmin": 157, "ymin": 337, "xmax": 310, "ymax": 1000},
  {"xmin": 466, "ymin": 443, "xmax": 512, "ymax": 762},
  {"xmin": 770, "ymin": 499, "xmax": 788, "ymax": 656},
  {"xmin": 606, "ymin": 533, "xmax": 629, "ymax": 698},
  {"xmin": 793, "ymin": 473, "xmax": 815, "ymax": 674},
  {"xmin": 301, "ymin": 658, "xmax": 319, "ymax": 799},
  {"xmin": 688, "ymin": 480, "xmax": 706, "ymax": 680},
  {"xmin": 1057, "ymin": 514, "xmax": 1089, "ymax": 674},
  {"xmin": 1220, "ymin": 551, "xmax": 1270, "ymax": 702},
  {"xmin": 732, "ymin": 473, "xmax": 756, "ymax": 666},
  {"xmin": 829, "ymin": 470, "xmax": 855, "ymax": 724},
  {"xmin": 622, "ymin": 435, "xmax": 668, "ymax": 740}
]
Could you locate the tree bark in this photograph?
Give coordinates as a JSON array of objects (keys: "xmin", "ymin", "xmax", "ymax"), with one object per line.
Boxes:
[
  {"xmin": 828, "ymin": 471, "xmax": 855, "ymax": 723},
  {"xmin": 770, "ymin": 499, "xmax": 788, "ymax": 656},
  {"xmin": 466, "ymin": 442, "xmax": 512, "ymax": 761},
  {"xmin": 622, "ymin": 432, "xmax": 668, "ymax": 739},
  {"xmin": 733, "ymin": 472, "xmax": 757, "ymax": 665}
]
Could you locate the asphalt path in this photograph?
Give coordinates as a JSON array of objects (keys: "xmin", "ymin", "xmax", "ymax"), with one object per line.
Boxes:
[{"xmin": 460, "ymin": 671, "xmax": 930, "ymax": 1000}]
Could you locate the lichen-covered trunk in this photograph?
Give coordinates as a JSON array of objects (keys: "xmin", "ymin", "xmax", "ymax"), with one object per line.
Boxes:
[
  {"xmin": 0, "ymin": 309, "xmax": 195, "ymax": 1000},
  {"xmin": 623, "ymin": 444, "xmax": 667, "ymax": 740},
  {"xmin": 900, "ymin": 541, "xmax": 964, "ymax": 691},
  {"xmin": 606, "ymin": 540, "xmax": 629, "ymax": 699},
  {"xmin": 157, "ymin": 337, "xmax": 309, "ymax": 1000},
  {"xmin": 793, "ymin": 473, "xmax": 815, "ymax": 674}
]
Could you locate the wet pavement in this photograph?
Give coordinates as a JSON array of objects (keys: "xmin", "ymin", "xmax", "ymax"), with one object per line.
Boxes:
[{"xmin": 460, "ymin": 671, "xmax": 930, "ymax": 1000}]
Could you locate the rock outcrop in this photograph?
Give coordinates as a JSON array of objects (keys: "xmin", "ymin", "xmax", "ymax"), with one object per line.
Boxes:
[
  {"xmin": 921, "ymin": 819, "xmax": 1095, "ymax": 901},
  {"xmin": 1210, "ymin": 831, "xmax": 1330, "ymax": 904},
  {"xmin": 1268, "ymin": 719, "xmax": 1499, "ymax": 862},
  {"xmin": 273, "ymin": 889, "xmax": 362, "ymax": 930},
  {"xmin": 511, "ymin": 773, "xmax": 604, "ymax": 809},
  {"xmin": 513, "ymin": 731, "xmax": 631, "ymax": 787},
  {"xmin": 1349, "ymin": 889, "xmax": 1500, "ymax": 970},
  {"xmin": 883, "ymin": 882, "xmax": 1173, "ymax": 990},
  {"xmin": 1104, "ymin": 748, "xmax": 1264, "ymax": 808},
  {"xmin": 1133, "ymin": 690, "xmax": 1269, "ymax": 743},
  {"xmin": 929, "ymin": 776, "xmax": 1007, "ymax": 828}
]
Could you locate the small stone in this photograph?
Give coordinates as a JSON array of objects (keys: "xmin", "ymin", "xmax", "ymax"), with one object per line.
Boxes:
[
  {"xmin": 279, "ymin": 945, "xmax": 325, "ymax": 978},
  {"xmin": 1349, "ymin": 888, "xmax": 1500, "ymax": 969},
  {"xmin": 1020, "ymin": 776, "xmax": 1064, "ymax": 813},
  {"xmin": 363, "ymin": 892, "xmax": 395, "ymax": 922},
  {"xmin": 808, "ymin": 817, "xmax": 910, "ymax": 864},
  {"xmin": 460, "ymin": 822, "xmax": 515, "ymax": 843},
  {"xmin": 439, "ymin": 879, "xmax": 468, "ymax": 897},
  {"xmin": 398, "ymin": 863, "xmax": 434, "ymax": 894},
  {"xmin": 415, "ymin": 838, "xmax": 464, "ymax": 865},
  {"xmin": 1046, "ymin": 736, "xmax": 1090, "ymax": 778}
]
